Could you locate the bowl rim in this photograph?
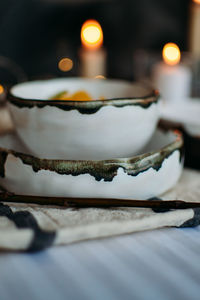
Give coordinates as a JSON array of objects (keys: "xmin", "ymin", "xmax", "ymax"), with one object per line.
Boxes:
[
  {"xmin": 0, "ymin": 128, "xmax": 183, "ymax": 182},
  {"xmin": 7, "ymin": 78, "xmax": 160, "ymax": 113}
]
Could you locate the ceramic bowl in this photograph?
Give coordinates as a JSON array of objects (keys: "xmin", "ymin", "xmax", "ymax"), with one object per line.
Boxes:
[
  {"xmin": 8, "ymin": 78, "xmax": 160, "ymax": 160},
  {"xmin": 0, "ymin": 127, "xmax": 183, "ymax": 199},
  {"xmin": 160, "ymin": 98, "xmax": 200, "ymax": 170},
  {"xmin": 161, "ymin": 99, "xmax": 200, "ymax": 137}
]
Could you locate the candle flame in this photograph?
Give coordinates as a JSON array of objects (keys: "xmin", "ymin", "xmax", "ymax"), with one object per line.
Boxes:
[
  {"xmin": 81, "ymin": 20, "xmax": 103, "ymax": 50},
  {"xmin": 162, "ymin": 43, "xmax": 181, "ymax": 66},
  {"xmin": 193, "ymin": 0, "xmax": 200, "ymax": 4}
]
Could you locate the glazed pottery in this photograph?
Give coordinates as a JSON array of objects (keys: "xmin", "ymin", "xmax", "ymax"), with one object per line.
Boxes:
[
  {"xmin": 161, "ymin": 99, "xmax": 200, "ymax": 137},
  {"xmin": 0, "ymin": 128, "xmax": 183, "ymax": 199},
  {"xmin": 161, "ymin": 98, "xmax": 200, "ymax": 170},
  {"xmin": 8, "ymin": 78, "xmax": 160, "ymax": 160}
]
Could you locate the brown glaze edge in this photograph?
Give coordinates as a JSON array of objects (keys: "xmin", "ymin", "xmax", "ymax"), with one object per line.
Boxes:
[
  {"xmin": 0, "ymin": 130, "xmax": 183, "ymax": 182},
  {"xmin": 7, "ymin": 90, "xmax": 160, "ymax": 114}
]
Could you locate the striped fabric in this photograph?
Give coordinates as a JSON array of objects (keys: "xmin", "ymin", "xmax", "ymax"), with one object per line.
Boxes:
[
  {"xmin": 0, "ymin": 168, "xmax": 200, "ymax": 252},
  {"xmin": 0, "ymin": 227, "xmax": 200, "ymax": 300}
]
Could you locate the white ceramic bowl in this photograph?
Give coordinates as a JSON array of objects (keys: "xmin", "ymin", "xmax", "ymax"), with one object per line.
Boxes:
[
  {"xmin": 0, "ymin": 127, "xmax": 183, "ymax": 200},
  {"xmin": 8, "ymin": 78, "xmax": 160, "ymax": 160},
  {"xmin": 161, "ymin": 99, "xmax": 200, "ymax": 137}
]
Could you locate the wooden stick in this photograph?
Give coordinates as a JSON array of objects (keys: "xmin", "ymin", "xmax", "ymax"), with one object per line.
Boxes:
[{"xmin": 0, "ymin": 191, "xmax": 200, "ymax": 209}]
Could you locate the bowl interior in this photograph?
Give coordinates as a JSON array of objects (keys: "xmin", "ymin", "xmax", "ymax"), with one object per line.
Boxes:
[{"xmin": 10, "ymin": 78, "xmax": 154, "ymax": 101}]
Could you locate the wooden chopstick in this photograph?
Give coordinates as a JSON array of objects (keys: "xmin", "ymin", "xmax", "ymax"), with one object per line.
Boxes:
[{"xmin": 0, "ymin": 192, "xmax": 200, "ymax": 209}]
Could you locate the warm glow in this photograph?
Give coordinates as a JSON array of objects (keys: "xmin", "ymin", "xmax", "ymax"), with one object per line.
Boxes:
[
  {"xmin": 94, "ymin": 75, "xmax": 106, "ymax": 79},
  {"xmin": 0, "ymin": 85, "xmax": 4, "ymax": 94},
  {"xmin": 193, "ymin": 0, "xmax": 200, "ymax": 4},
  {"xmin": 162, "ymin": 43, "xmax": 181, "ymax": 66},
  {"xmin": 81, "ymin": 19, "xmax": 103, "ymax": 50},
  {"xmin": 58, "ymin": 58, "xmax": 73, "ymax": 72}
]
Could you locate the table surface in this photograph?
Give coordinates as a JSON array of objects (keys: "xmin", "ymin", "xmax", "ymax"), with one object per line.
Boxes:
[{"xmin": 0, "ymin": 225, "xmax": 200, "ymax": 300}]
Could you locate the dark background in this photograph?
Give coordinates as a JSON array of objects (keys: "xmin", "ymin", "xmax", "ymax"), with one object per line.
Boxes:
[{"xmin": 0, "ymin": 0, "xmax": 190, "ymax": 84}]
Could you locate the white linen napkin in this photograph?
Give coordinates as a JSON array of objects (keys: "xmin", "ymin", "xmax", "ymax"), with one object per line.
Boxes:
[{"xmin": 0, "ymin": 168, "xmax": 200, "ymax": 252}]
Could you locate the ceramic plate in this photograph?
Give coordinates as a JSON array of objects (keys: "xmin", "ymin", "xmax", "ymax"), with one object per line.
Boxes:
[{"xmin": 0, "ymin": 128, "xmax": 183, "ymax": 200}]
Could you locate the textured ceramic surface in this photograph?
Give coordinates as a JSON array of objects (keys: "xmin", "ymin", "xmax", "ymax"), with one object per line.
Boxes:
[
  {"xmin": 161, "ymin": 99, "xmax": 200, "ymax": 137},
  {"xmin": 0, "ymin": 128, "xmax": 183, "ymax": 199},
  {"xmin": 8, "ymin": 78, "xmax": 160, "ymax": 159}
]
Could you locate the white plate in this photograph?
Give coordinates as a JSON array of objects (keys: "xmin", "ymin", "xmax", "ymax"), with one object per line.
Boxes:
[{"xmin": 0, "ymin": 128, "xmax": 183, "ymax": 200}]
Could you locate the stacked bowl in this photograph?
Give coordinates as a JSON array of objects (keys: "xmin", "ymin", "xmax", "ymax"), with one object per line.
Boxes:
[{"xmin": 0, "ymin": 78, "xmax": 183, "ymax": 199}]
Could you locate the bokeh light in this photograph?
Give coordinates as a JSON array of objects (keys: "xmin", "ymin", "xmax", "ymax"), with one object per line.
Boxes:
[
  {"xmin": 94, "ymin": 75, "xmax": 106, "ymax": 79},
  {"xmin": 58, "ymin": 58, "xmax": 73, "ymax": 72},
  {"xmin": 0, "ymin": 85, "xmax": 4, "ymax": 94}
]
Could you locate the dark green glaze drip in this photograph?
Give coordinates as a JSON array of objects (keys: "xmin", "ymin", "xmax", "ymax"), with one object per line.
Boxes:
[
  {"xmin": 0, "ymin": 132, "xmax": 183, "ymax": 182},
  {"xmin": 0, "ymin": 151, "xmax": 8, "ymax": 177},
  {"xmin": 8, "ymin": 93, "xmax": 160, "ymax": 115}
]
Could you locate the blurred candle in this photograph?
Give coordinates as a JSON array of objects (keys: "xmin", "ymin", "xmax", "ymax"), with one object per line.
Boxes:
[
  {"xmin": 153, "ymin": 43, "xmax": 192, "ymax": 102},
  {"xmin": 189, "ymin": 0, "xmax": 200, "ymax": 57},
  {"xmin": 79, "ymin": 19, "xmax": 106, "ymax": 78}
]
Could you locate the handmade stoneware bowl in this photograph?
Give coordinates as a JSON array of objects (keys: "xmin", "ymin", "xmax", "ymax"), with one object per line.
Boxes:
[
  {"xmin": 161, "ymin": 99, "xmax": 200, "ymax": 170},
  {"xmin": 8, "ymin": 78, "xmax": 160, "ymax": 160},
  {"xmin": 0, "ymin": 128, "xmax": 183, "ymax": 199},
  {"xmin": 161, "ymin": 99, "xmax": 200, "ymax": 137}
]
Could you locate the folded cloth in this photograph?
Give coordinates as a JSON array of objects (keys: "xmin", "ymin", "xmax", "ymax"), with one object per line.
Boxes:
[{"xmin": 0, "ymin": 168, "xmax": 200, "ymax": 252}]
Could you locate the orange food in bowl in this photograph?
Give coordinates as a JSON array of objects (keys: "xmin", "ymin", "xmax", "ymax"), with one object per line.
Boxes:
[
  {"xmin": 50, "ymin": 90, "xmax": 105, "ymax": 101},
  {"xmin": 50, "ymin": 90, "xmax": 92, "ymax": 101},
  {"xmin": 69, "ymin": 91, "xmax": 92, "ymax": 101}
]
